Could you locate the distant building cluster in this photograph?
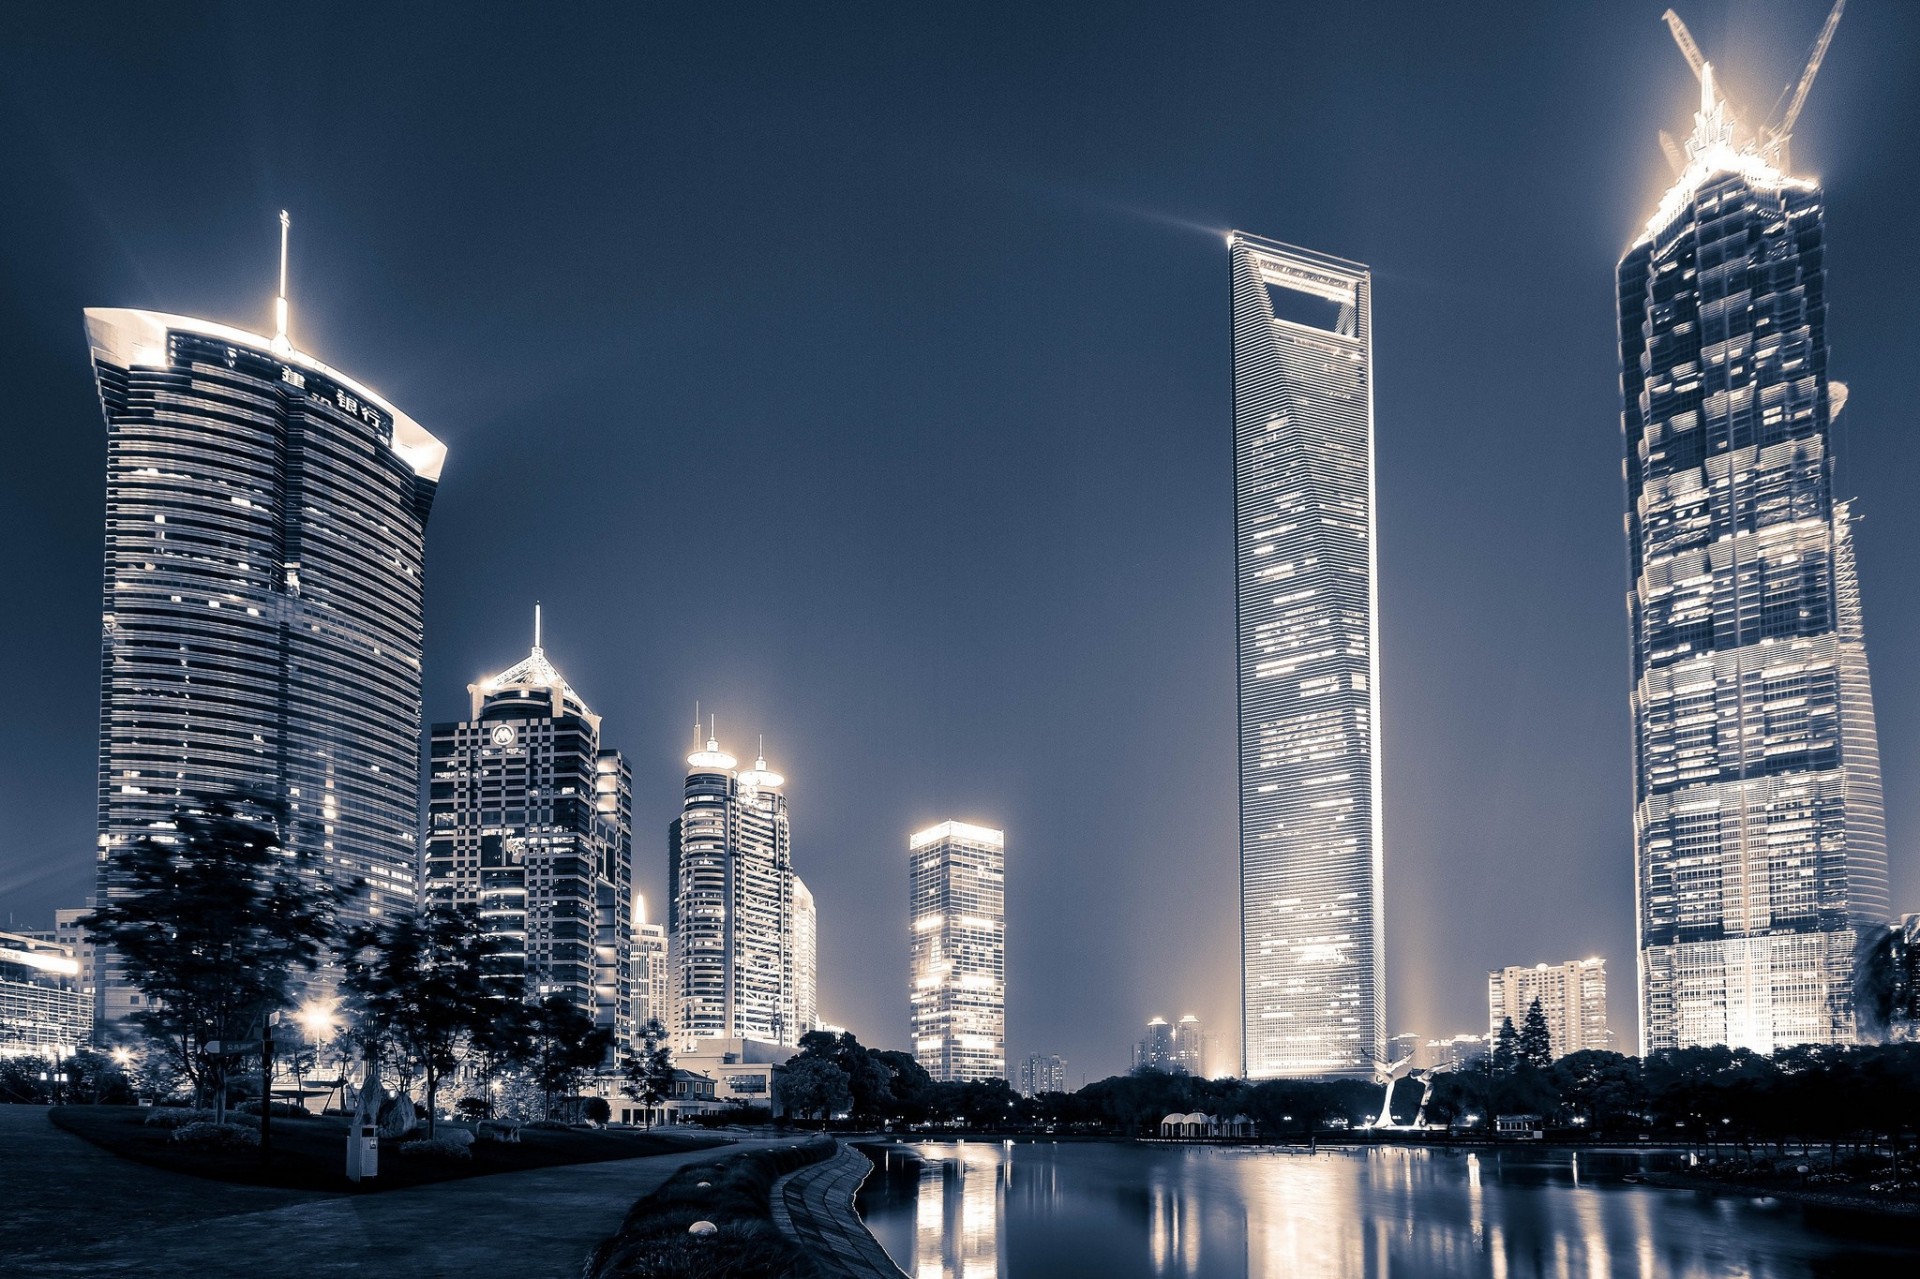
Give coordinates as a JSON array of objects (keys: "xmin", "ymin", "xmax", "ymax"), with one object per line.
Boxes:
[
  {"xmin": 1018, "ymin": 1053, "xmax": 1067, "ymax": 1097},
  {"xmin": 1134, "ymin": 1014, "xmax": 1205, "ymax": 1076}
]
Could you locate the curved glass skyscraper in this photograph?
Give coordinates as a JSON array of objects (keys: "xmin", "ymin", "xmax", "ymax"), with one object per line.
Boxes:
[
  {"xmin": 1620, "ymin": 67, "xmax": 1887, "ymax": 1052},
  {"xmin": 86, "ymin": 304, "xmax": 445, "ymax": 1029},
  {"xmin": 1231, "ymin": 233, "xmax": 1384, "ymax": 1079}
]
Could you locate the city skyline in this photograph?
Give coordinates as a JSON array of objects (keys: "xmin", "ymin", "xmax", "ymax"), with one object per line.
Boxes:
[{"xmin": 4, "ymin": 3, "xmax": 1920, "ymax": 1080}]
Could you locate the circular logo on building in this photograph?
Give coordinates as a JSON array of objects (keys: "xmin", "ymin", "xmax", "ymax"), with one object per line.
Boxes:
[{"xmin": 490, "ymin": 724, "xmax": 516, "ymax": 746}]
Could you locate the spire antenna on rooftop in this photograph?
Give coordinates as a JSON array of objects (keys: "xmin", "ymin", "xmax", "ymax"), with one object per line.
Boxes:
[
  {"xmin": 272, "ymin": 210, "xmax": 292, "ymax": 355},
  {"xmin": 534, "ymin": 601, "xmax": 542, "ymax": 651}
]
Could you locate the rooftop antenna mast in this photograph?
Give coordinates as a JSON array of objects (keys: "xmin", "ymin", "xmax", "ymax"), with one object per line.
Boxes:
[
  {"xmin": 271, "ymin": 210, "xmax": 292, "ymax": 355},
  {"xmin": 534, "ymin": 601, "xmax": 542, "ymax": 651}
]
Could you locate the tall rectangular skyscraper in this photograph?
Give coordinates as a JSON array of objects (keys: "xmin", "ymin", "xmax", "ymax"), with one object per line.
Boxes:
[
  {"xmin": 1231, "ymin": 233, "xmax": 1385, "ymax": 1078},
  {"xmin": 909, "ymin": 821, "xmax": 1005, "ymax": 1083},
  {"xmin": 85, "ymin": 292, "xmax": 445, "ymax": 1031},
  {"xmin": 1620, "ymin": 41, "xmax": 1887, "ymax": 1052}
]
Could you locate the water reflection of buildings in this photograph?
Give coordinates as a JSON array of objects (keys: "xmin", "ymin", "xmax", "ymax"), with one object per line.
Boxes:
[{"xmin": 913, "ymin": 1142, "xmax": 1005, "ymax": 1279}]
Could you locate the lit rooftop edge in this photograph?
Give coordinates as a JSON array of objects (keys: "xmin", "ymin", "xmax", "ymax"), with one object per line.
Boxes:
[
  {"xmin": 911, "ymin": 820, "xmax": 1005, "ymax": 849},
  {"xmin": 83, "ymin": 307, "xmax": 447, "ymax": 483}
]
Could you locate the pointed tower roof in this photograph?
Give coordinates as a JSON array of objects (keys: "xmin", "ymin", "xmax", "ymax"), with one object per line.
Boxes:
[{"xmin": 469, "ymin": 605, "xmax": 597, "ymax": 728}]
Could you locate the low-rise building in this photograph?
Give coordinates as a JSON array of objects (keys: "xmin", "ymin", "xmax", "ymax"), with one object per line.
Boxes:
[{"xmin": 0, "ymin": 930, "xmax": 91, "ymax": 1058}]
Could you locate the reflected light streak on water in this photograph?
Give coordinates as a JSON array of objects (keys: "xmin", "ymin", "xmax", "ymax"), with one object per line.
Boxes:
[{"xmin": 858, "ymin": 1142, "xmax": 1920, "ymax": 1279}]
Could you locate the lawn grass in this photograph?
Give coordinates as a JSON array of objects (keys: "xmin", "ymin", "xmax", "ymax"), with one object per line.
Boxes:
[
  {"xmin": 49, "ymin": 1105, "xmax": 726, "ymax": 1192},
  {"xmin": 585, "ymin": 1137, "xmax": 834, "ymax": 1278}
]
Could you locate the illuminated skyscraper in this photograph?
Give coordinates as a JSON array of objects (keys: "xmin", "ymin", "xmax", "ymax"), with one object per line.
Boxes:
[
  {"xmin": 424, "ymin": 615, "xmax": 634, "ymax": 1050},
  {"xmin": 667, "ymin": 728, "xmax": 804, "ymax": 1049},
  {"xmin": 1231, "ymin": 232, "xmax": 1384, "ymax": 1078},
  {"xmin": 792, "ymin": 875, "xmax": 817, "ymax": 1038},
  {"xmin": 634, "ymin": 907, "xmax": 669, "ymax": 1032},
  {"xmin": 909, "ymin": 821, "xmax": 1005, "ymax": 1083},
  {"xmin": 85, "ymin": 237, "xmax": 446, "ymax": 1030},
  {"xmin": 1621, "ymin": 12, "xmax": 1885, "ymax": 1052}
]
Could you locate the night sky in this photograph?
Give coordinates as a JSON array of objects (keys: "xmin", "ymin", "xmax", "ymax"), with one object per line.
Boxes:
[{"xmin": 3, "ymin": 2, "xmax": 1918, "ymax": 1081}]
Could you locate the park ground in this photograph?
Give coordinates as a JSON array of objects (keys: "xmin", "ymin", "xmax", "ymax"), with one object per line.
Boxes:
[{"xmin": 0, "ymin": 1104, "xmax": 788, "ymax": 1278}]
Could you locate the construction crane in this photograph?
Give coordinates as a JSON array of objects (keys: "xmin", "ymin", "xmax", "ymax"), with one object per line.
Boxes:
[
  {"xmin": 1661, "ymin": 9, "xmax": 1707, "ymax": 82},
  {"xmin": 1659, "ymin": 2, "xmax": 1845, "ymax": 176},
  {"xmin": 1761, "ymin": 0, "xmax": 1845, "ymax": 172}
]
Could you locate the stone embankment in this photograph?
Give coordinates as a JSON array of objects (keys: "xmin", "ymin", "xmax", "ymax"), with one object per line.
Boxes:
[{"xmin": 771, "ymin": 1141, "xmax": 906, "ymax": 1278}]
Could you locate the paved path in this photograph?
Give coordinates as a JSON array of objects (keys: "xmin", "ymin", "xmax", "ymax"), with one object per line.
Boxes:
[
  {"xmin": 0, "ymin": 1105, "xmax": 783, "ymax": 1279},
  {"xmin": 771, "ymin": 1141, "xmax": 906, "ymax": 1279}
]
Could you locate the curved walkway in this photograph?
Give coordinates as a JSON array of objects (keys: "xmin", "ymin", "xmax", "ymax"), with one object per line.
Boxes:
[
  {"xmin": 771, "ymin": 1140, "xmax": 906, "ymax": 1279},
  {"xmin": 0, "ymin": 1105, "xmax": 780, "ymax": 1278}
]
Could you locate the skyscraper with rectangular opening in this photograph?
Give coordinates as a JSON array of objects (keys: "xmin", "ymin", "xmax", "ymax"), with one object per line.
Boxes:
[
  {"xmin": 1620, "ymin": 54, "xmax": 1887, "ymax": 1052},
  {"xmin": 1231, "ymin": 233, "xmax": 1384, "ymax": 1079}
]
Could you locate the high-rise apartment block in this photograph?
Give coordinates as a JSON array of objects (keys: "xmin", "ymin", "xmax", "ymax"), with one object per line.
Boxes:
[
  {"xmin": 1173, "ymin": 1014, "xmax": 1206, "ymax": 1077},
  {"xmin": 1134, "ymin": 1017, "xmax": 1175, "ymax": 1072},
  {"xmin": 1232, "ymin": 232, "xmax": 1385, "ymax": 1078},
  {"xmin": 668, "ymin": 729, "xmax": 807, "ymax": 1049},
  {"xmin": 1019, "ymin": 1053, "xmax": 1067, "ymax": 1097},
  {"xmin": 1488, "ymin": 959, "xmax": 1609, "ymax": 1060},
  {"xmin": 1620, "ymin": 25, "xmax": 1887, "ymax": 1052},
  {"xmin": 909, "ymin": 821, "xmax": 1006, "ymax": 1083},
  {"xmin": 425, "ymin": 620, "xmax": 634, "ymax": 1050},
  {"xmin": 793, "ymin": 876, "xmax": 817, "ymax": 1039},
  {"xmin": 85, "ymin": 281, "xmax": 445, "ymax": 1031},
  {"xmin": 634, "ymin": 906, "xmax": 669, "ymax": 1033},
  {"xmin": 1135, "ymin": 1014, "xmax": 1205, "ymax": 1075}
]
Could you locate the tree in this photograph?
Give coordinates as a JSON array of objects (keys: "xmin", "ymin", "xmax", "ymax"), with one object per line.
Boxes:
[
  {"xmin": 872, "ymin": 1050, "xmax": 934, "ymax": 1121},
  {"xmin": 80, "ymin": 792, "xmax": 343, "ymax": 1122},
  {"xmin": 620, "ymin": 1018, "xmax": 675, "ymax": 1125},
  {"xmin": 1519, "ymin": 999, "xmax": 1553, "ymax": 1069},
  {"xmin": 340, "ymin": 903, "xmax": 518, "ymax": 1138},
  {"xmin": 1490, "ymin": 1018, "xmax": 1519, "ymax": 1077},
  {"xmin": 527, "ymin": 994, "xmax": 612, "ymax": 1121},
  {"xmin": 795, "ymin": 1030, "xmax": 895, "ymax": 1119},
  {"xmin": 774, "ymin": 1056, "xmax": 852, "ymax": 1121}
]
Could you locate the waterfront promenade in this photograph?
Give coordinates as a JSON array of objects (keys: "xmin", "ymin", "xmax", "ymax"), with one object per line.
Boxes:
[{"xmin": 0, "ymin": 1105, "xmax": 785, "ymax": 1278}]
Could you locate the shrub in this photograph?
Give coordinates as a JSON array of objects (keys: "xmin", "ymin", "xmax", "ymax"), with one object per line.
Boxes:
[
  {"xmin": 585, "ymin": 1139, "xmax": 834, "ymax": 1279},
  {"xmin": 582, "ymin": 1096, "xmax": 612, "ymax": 1125},
  {"xmin": 399, "ymin": 1130, "xmax": 475, "ymax": 1160},
  {"xmin": 145, "ymin": 1107, "xmax": 218, "ymax": 1128},
  {"xmin": 233, "ymin": 1100, "xmax": 310, "ymax": 1118},
  {"xmin": 456, "ymin": 1097, "xmax": 492, "ymax": 1121},
  {"xmin": 172, "ymin": 1121, "xmax": 261, "ymax": 1150}
]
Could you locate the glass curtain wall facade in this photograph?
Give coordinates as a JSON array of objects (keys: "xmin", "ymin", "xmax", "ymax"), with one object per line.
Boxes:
[
  {"xmin": 1621, "ymin": 76, "xmax": 1888, "ymax": 1053},
  {"xmin": 1231, "ymin": 234, "xmax": 1385, "ymax": 1078},
  {"xmin": 424, "ymin": 633, "xmax": 634, "ymax": 1051},
  {"xmin": 86, "ymin": 308, "xmax": 445, "ymax": 1030},
  {"xmin": 667, "ymin": 733, "xmax": 801, "ymax": 1050},
  {"xmin": 909, "ymin": 821, "xmax": 1006, "ymax": 1083}
]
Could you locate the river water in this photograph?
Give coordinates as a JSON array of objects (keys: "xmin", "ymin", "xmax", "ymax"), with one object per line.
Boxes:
[{"xmin": 855, "ymin": 1141, "xmax": 1919, "ymax": 1278}]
